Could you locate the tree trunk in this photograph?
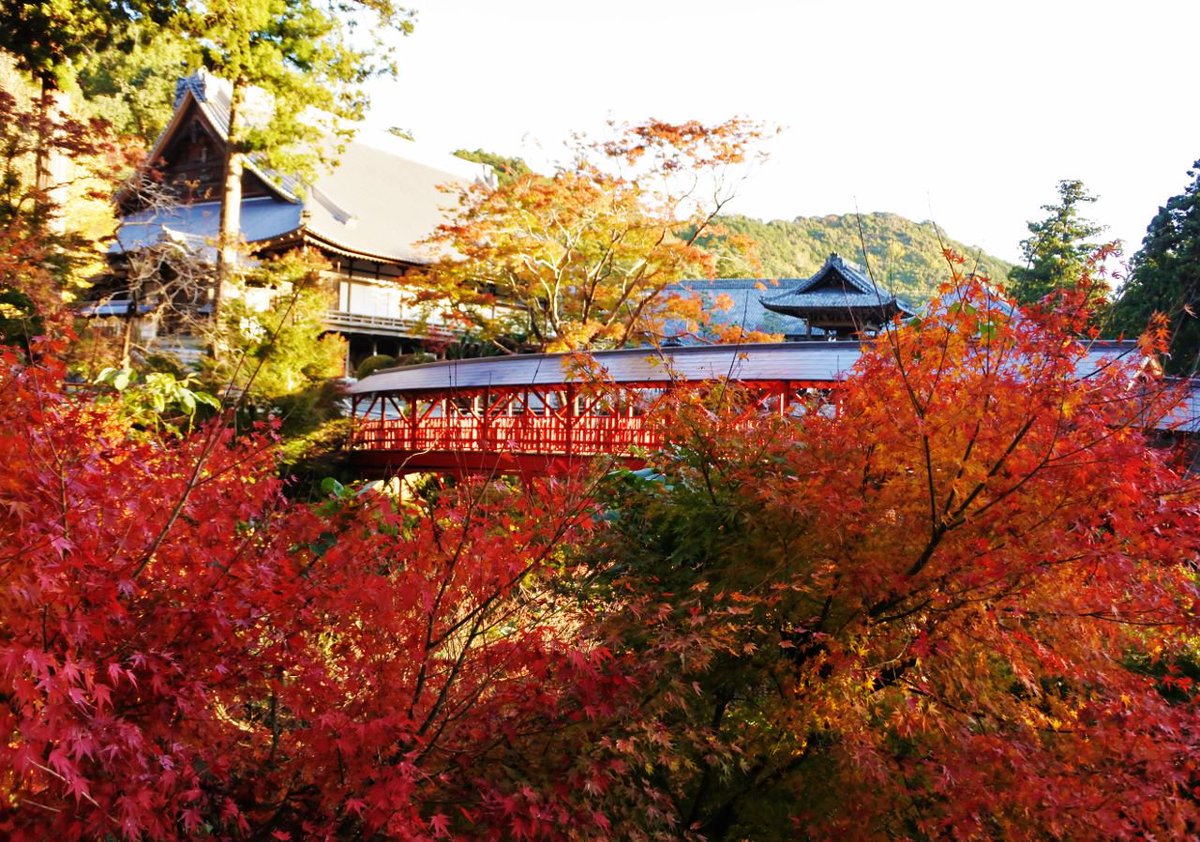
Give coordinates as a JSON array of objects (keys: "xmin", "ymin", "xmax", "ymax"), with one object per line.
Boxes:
[
  {"xmin": 120, "ymin": 291, "xmax": 136, "ymax": 369},
  {"xmin": 32, "ymin": 73, "xmax": 61, "ymax": 232},
  {"xmin": 213, "ymin": 79, "xmax": 246, "ymax": 351}
]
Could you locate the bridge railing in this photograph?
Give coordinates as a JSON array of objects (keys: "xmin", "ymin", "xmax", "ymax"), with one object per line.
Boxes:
[{"xmin": 354, "ymin": 413, "xmax": 658, "ymax": 458}]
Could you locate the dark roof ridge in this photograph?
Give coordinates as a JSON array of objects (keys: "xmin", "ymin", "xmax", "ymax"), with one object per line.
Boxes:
[
  {"xmin": 762, "ymin": 252, "xmax": 907, "ymax": 305},
  {"xmin": 669, "ymin": 278, "xmax": 804, "ymax": 289}
]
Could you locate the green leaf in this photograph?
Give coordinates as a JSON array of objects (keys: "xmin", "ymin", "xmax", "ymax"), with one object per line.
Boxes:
[{"xmin": 320, "ymin": 477, "xmax": 345, "ymax": 498}]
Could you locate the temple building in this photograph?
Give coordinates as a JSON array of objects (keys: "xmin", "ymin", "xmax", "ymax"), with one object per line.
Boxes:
[
  {"xmin": 667, "ymin": 253, "xmax": 915, "ymax": 342},
  {"xmin": 759, "ymin": 253, "xmax": 915, "ymax": 338},
  {"xmin": 96, "ymin": 70, "xmax": 494, "ymax": 367},
  {"xmin": 97, "ymin": 73, "xmax": 914, "ymax": 365}
]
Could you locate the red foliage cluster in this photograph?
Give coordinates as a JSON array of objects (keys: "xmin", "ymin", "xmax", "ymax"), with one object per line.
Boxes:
[
  {"xmin": 602, "ymin": 274, "xmax": 1200, "ymax": 838},
  {"xmin": 4, "ymin": 272, "xmax": 1200, "ymax": 839},
  {"xmin": 599, "ymin": 117, "xmax": 765, "ymax": 170},
  {"xmin": 0, "ymin": 89, "xmax": 141, "ymax": 344},
  {"xmin": 0, "ymin": 344, "xmax": 644, "ymax": 839}
]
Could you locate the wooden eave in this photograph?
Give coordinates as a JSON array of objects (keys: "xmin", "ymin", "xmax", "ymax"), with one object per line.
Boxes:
[
  {"xmin": 297, "ymin": 229, "xmax": 423, "ymax": 269},
  {"xmin": 765, "ymin": 301, "xmax": 904, "ymax": 320}
]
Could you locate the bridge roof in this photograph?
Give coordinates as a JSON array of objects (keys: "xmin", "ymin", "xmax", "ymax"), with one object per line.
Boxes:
[{"xmin": 349, "ymin": 340, "xmax": 1145, "ymax": 397}]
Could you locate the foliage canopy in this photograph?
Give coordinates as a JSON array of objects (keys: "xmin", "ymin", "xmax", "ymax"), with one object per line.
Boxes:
[
  {"xmin": 713, "ymin": 211, "xmax": 1013, "ymax": 301},
  {"xmin": 1112, "ymin": 161, "xmax": 1200, "ymax": 375},
  {"xmin": 414, "ymin": 119, "xmax": 769, "ymax": 352},
  {"xmin": 590, "ymin": 269, "xmax": 1195, "ymax": 838},
  {"xmin": 1007, "ymin": 179, "xmax": 1106, "ymax": 307},
  {"xmin": 4, "ymin": 264, "xmax": 1200, "ymax": 838}
]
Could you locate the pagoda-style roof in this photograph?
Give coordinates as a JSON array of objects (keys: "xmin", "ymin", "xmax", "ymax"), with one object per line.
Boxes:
[
  {"xmin": 761, "ymin": 253, "xmax": 915, "ymax": 336},
  {"xmin": 114, "ymin": 70, "xmax": 493, "ymax": 266}
]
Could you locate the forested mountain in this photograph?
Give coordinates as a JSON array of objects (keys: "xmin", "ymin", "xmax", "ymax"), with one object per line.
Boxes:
[{"xmin": 719, "ymin": 212, "xmax": 1014, "ymax": 302}]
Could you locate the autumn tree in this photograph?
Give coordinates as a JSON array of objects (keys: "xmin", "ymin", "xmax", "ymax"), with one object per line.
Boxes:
[
  {"xmin": 6, "ymin": 242, "xmax": 1200, "ymax": 841},
  {"xmin": 1007, "ymin": 179, "xmax": 1107, "ymax": 307},
  {"xmin": 0, "ymin": 0, "xmax": 178, "ymax": 218},
  {"xmin": 0, "ymin": 333, "xmax": 665, "ymax": 837},
  {"xmin": 1111, "ymin": 161, "xmax": 1200, "ymax": 375},
  {"xmin": 0, "ymin": 84, "xmax": 131, "ymax": 348},
  {"xmin": 416, "ymin": 119, "xmax": 769, "ymax": 352},
  {"xmin": 586, "ymin": 269, "xmax": 1200, "ymax": 838},
  {"xmin": 202, "ymin": 251, "xmax": 347, "ymax": 444}
]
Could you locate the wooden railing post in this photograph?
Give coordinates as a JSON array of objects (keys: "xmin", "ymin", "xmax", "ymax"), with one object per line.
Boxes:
[
  {"xmin": 481, "ymin": 387, "xmax": 491, "ymax": 453},
  {"xmin": 407, "ymin": 393, "xmax": 418, "ymax": 451},
  {"xmin": 565, "ymin": 384, "xmax": 576, "ymax": 457}
]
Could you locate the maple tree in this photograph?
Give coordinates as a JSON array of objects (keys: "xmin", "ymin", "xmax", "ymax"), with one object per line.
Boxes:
[
  {"xmin": 414, "ymin": 119, "xmax": 771, "ymax": 352},
  {"xmin": 0, "ymin": 340, "xmax": 650, "ymax": 838},
  {"xmin": 0, "ymin": 85, "xmax": 132, "ymax": 351},
  {"xmin": 0, "ymin": 0, "xmax": 177, "ymax": 223},
  {"xmin": 586, "ymin": 264, "xmax": 1200, "ymax": 838}
]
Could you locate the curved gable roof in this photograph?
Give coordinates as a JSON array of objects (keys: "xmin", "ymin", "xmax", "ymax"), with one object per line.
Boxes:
[
  {"xmin": 762, "ymin": 253, "xmax": 916, "ymax": 318},
  {"xmin": 118, "ymin": 70, "xmax": 491, "ymax": 265}
]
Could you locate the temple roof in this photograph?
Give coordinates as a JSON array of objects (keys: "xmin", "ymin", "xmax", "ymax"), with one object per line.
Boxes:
[
  {"xmin": 115, "ymin": 70, "xmax": 493, "ymax": 265},
  {"xmin": 351, "ymin": 342, "xmax": 867, "ymax": 395},
  {"xmin": 662, "ymin": 278, "xmax": 810, "ymax": 340},
  {"xmin": 660, "ymin": 256, "xmax": 916, "ymax": 342},
  {"xmin": 761, "ymin": 253, "xmax": 915, "ymax": 321}
]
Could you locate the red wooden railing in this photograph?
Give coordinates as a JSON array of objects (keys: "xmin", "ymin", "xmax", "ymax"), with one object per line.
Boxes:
[
  {"xmin": 354, "ymin": 413, "xmax": 657, "ymax": 458},
  {"xmin": 345, "ymin": 340, "xmax": 1188, "ymax": 477},
  {"xmin": 349, "ymin": 379, "xmax": 821, "ymax": 476}
]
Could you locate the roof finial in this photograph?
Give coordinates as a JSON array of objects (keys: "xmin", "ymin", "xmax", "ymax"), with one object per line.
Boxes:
[{"xmin": 173, "ymin": 68, "xmax": 212, "ymax": 108}]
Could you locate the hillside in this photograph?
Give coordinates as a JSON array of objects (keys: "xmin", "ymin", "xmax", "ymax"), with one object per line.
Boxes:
[{"xmin": 719, "ymin": 212, "xmax": 1014, "ymax": 302}]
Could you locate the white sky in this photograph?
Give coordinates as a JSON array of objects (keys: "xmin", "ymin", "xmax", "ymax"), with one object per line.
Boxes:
[{"xmin": 363, "ymin": 0, "xmax": 1198, "ymax": 267}]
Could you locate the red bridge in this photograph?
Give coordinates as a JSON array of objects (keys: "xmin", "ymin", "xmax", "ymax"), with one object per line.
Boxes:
[{"xmin": 347, "ymin": 341, "xmax": 1147, "ymax": 477}]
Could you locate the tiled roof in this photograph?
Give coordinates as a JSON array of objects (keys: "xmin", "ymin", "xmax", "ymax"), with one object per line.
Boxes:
[
  {"xmin": 299, "ymin": 135, "xmax": 480, "ymax": 264},
  {"xmin": 768, "ymin": 290, "xmax": 905, "ymax": 311},
  {"xmin": 350, "ymin": 340, "xmax": 1146, "ymax": 397},
  {"xmin": 657, "ymin": 256, "xmax": 918, "ymax": 343},
  {"xmin": 170, "ymin": 71, "xmax": 306, "ymax": 201},
  {"xmin": 351, "ymin": 342, "xmax": 866, "ymax": 395},
  {"xmin": 113, "ymin": 198, "xmax": 302, "ymax": 258},
  {"xmin": 763, "ymin": 253, "xmax": 916, "ymax": 317},
  {"xmin": 124, "ymin": 70, "xmax": 492, "ymax": 265},
  {"xmin": 663, "ymin": 278, "xmax": 809, "ymax": 339}
]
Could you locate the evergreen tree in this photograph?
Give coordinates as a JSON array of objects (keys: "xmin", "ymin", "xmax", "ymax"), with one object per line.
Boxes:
[
  {"xmin": 0, "ymin": 1, "xmax": 178, "ymax": 219},
  {"xmin": 74, "ymin": 21, "xmax": 199, "ymax": 145},
  {"xmin": 187, "ymin": 0, "xmax": 412, "ymax": 316},
  {"xmin": 1008, "ymin": 179, "xmax": 1104, "ymax": 306},
  {"xmin": 1111, "ymin": 162, "xmax": 1200, "ymax": 375}
]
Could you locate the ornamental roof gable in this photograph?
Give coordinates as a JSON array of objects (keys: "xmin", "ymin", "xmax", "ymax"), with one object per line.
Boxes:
[{"xmin": 116, "ymin": 70, "xmax": 494, "ymax": 265}]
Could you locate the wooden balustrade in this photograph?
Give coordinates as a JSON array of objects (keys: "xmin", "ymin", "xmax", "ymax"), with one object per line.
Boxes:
[{"xmin": 354, "ymin": 412, "xmax": 657, "ymax": 459}]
